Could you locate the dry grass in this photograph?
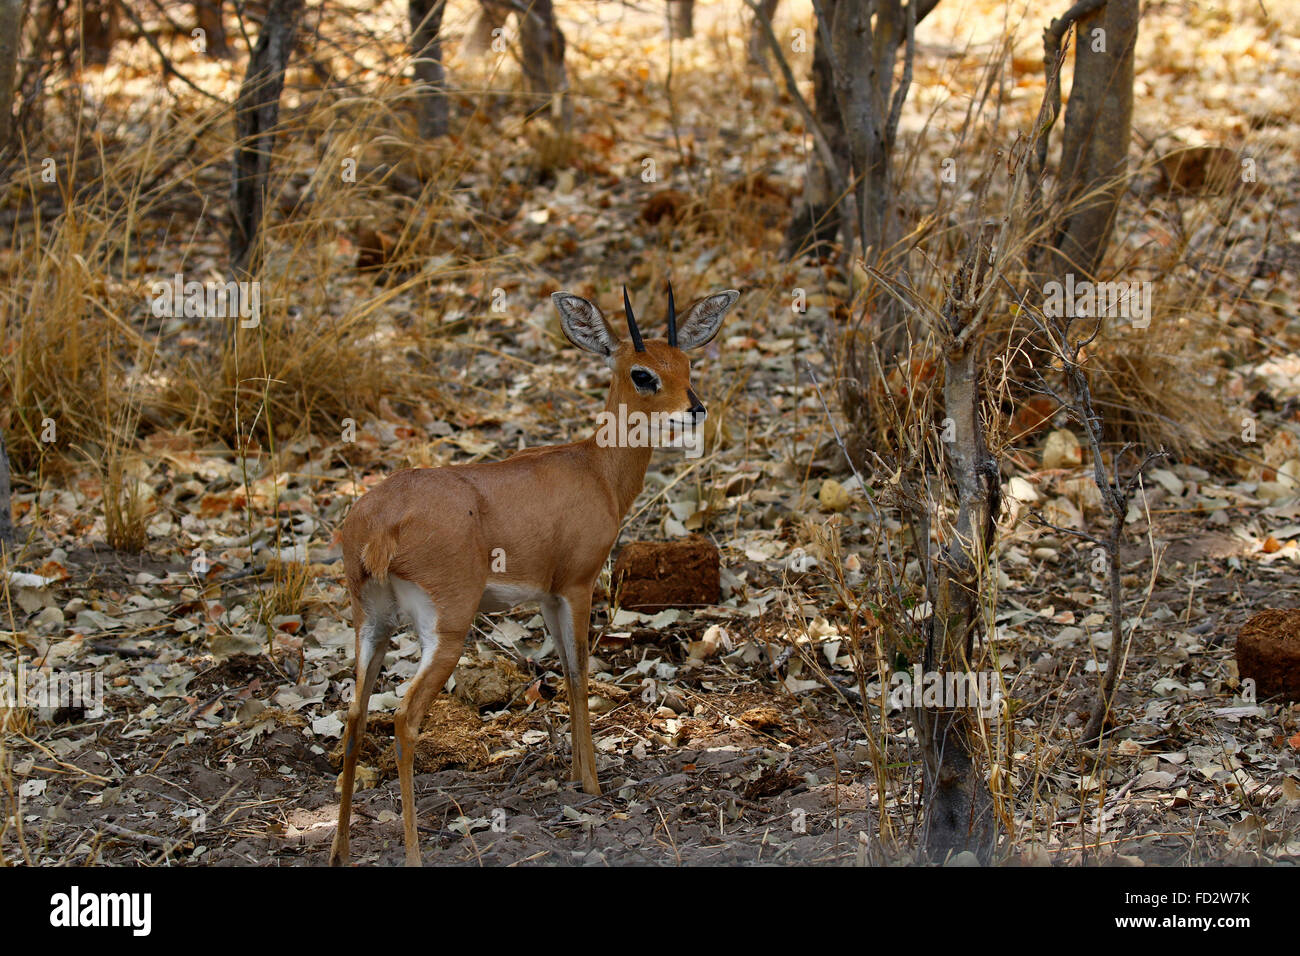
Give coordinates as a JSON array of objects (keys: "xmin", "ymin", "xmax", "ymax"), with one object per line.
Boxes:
[
  {"xmin": 102, "ymin": 455, "xmax": 150, "ymax": 554},
  {"xmin": 818, "ymin": 7, "xmax": 1279, "ymax": 468},
  {"xmin": 804, "ymin": 43, "xmax": 1280, "ymax": 854},
  {"xmin": 0, "ymin": 23, "xmax": 493, "ymax": 539},
  {"xmin": 0, "ymin": 203, "xmax": 137, "ymax": 470},
  {"xmin": 258, "ymin": 558, "xmax": 311, "ymax": 624},
  {"xmin": 0, "ymin": 655, "xmax": 31, "ymax": 865}
]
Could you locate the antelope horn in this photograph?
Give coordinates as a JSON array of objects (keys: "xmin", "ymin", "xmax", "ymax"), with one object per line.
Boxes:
[
  {"xmin": 623, "ymin": 285, "xmax": 646, "ymax": 352},
  {"xmin": 667, "ymin": 281, "xmax": 677, "ymax": 348}
]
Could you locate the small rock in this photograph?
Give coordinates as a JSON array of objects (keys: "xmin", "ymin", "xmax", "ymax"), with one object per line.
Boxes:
[
  {"xmin": 687, "ymin": 624, "xmax": 732, "ymax": 660},
  {"xmin": 687, "ymin": 639, "xmax": 721, "ymax": 660},
  {"xmin": 1042, "ymin": 496, "xmax": 1083, "ymax": 530},
  {"xmin": 1257, "ymin": 459, "xmax": 1300, "ymax": 503},
  {"xmin": 34, "ymin": 606, "xmax": 65, "ymax": 631},
  {"xmin": 818, "ymin": 477, "xmax": 852, "ymax": 512},
  {"xmin": 784, "ymin": 547, "xmax": 819, "ymax": 574},
  {"xmin": 738, "ymin": 706, "xmax": 783, "ymax": 729},
  {"xmin": 1041, "ymin": 428, "xmax": 1083, "ymax": 470},
  {"xmin": 1060, "ymin": 475, "xmax": 1103, "ymax": 512},
  {"xmin": 1009, "ymin": 396, "xmax": 1058, "ymax": 440},
  {"xmin": 1006, "ymin": 476, "xmax": 1039, "ymax": 503},
  {"xmin": 1148, "ymin": 468, "xmax": 1186, "ymax": 498}
]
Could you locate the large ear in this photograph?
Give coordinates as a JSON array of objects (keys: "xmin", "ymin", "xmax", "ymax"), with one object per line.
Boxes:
[
  {"xmin": 675, "ymin": 290, "xmax": 740, "ymax": 351},
  {"xmin": 552, "ymin": 292, "xmax": 619, "ymax": 359}
]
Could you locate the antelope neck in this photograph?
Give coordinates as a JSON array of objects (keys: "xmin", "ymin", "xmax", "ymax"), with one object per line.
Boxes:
[{"xmin": 578, "ymin": 431, "xmax": 652, "ymax": 519}]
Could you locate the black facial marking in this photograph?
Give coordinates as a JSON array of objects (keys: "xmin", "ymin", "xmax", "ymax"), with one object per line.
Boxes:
[{"xmin": 631, "ymin": 368, "xmax": 659, "ymax": 392}]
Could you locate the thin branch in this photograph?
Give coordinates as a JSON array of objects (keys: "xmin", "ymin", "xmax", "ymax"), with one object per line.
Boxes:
[
  {"xmin": 804, "ymin": 360, "xmax": 882, "ymax": 522},
  {"xmin": 117, "ymin": 1, "xmax": 227, "ymax": 105},
  {"xmin": 1036, "ymin": 0, "xmax": 1106, "ymax": 175},
  {"xmin": 742, "ymin": 0, "xmax": 847, "ymax": 206},
  {"xmin": 885, "ymin": 0, "xmax": 917, "ymax": 147},
  {"xmin": 1024, "ymin": 510, "xmax": 1102, "ymax": 546}
]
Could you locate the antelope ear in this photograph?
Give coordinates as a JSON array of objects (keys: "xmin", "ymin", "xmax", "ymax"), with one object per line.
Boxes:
[
  {"xmin": 552, "ymin": 293, "xmax": 619, "ymax": 360},
  {"xmin": 675, "ymin": 290, "xmax": 740, "ymax": 351}
]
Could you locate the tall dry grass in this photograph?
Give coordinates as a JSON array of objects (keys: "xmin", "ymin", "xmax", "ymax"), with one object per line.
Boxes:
[{"xmin": 0, "ymin": 11, "xmax": 532, "ymax": 524}]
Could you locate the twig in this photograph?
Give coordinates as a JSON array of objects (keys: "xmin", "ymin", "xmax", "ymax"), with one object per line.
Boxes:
[
  {"xmin": 98, "ymin": 821, "xmax": 175, "ymax": 848},
  {"xmin": 803, "ymin": 361, "xmax": 881, "ymax": 521},
  {"xmin": 117, "ymin": 2, "xmax": 228, "ymax": 105},
  {"xmin": 87, "ymin": 641, "xmax": 159, "ymax": 659},
  {"xmin": 1003, "ymin": 278, "xmax": 1168, "ymax": 746},
  {"xmin": 1035, "ymin": 0, "xmax": 1105, "ymax": 176},
  {"xmin": 742, "ymin": 0, "xmax": 847, "ymax": 209}
]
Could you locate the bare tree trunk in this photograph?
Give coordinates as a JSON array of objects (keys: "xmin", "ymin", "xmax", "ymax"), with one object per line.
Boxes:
[
  {"xmin": 827, "ymin": 0, "xmax": 896, "ymax": 262},
  {"xmin": 464, "ymin": 0, "xmax": 507, "ymax": 56},
  {"xmin": 518, "ymin": 0, "xmax": 569, "ymax": 127},
  {"xmin": 0, "ymin": 431, "xmax": 14, "ymax": 553},
  {"xmin": 409, "ymin": 0, "xmax": 448, "ymax": 138},
  {"xmin": 747, "ymin": 0, "xmax": 779, "ymax": 64},
  {"xmin": 667, "ymin": 0, "xmax": 694, "ymax": 39},
  {"xmin": 783, "ymin": 0, "xmax": 939, "ymax": 279},
  {"xmin": 80, "ymin": 0, "xmax": 120, "ymax": 66},
  {"xmin": 0, "ymin": 0, "xmax": 22, "ymax": 153},
  {"xmin": 767, "ymin": 0, "xmax": 940, "ymax": 497},
  {"xmin": 1049, "ymin": 0, "xmax": 1138, "ymax": 277},
  {"xmin": 915, "ymin": 235, "xmax": 1001, "ymax": 863},
  {"xmin": 782, "ymin": 2, "xmax": 848, "ymax": 259},
  {"xmin": 229, "ymin": 0, "xmax": 303, "ymax": 276},
  {"xmin": 194, "ymin": 0, "xmax": 232, "ymax": 59}
]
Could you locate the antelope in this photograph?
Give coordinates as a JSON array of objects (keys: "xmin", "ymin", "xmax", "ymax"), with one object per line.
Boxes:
[{"xmin": 328, "ymin": 284, "xmax": 740, "ymax": 866}]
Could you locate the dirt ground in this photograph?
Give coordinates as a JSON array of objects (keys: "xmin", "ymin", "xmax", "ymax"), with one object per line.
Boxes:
[
  {"xmin": 3, "ymin": 0, "xmax": 1300, "ymax": 867},
  {"xmin": 4, "ymin": 487, "xmax": 1299, "ymax": 866}
]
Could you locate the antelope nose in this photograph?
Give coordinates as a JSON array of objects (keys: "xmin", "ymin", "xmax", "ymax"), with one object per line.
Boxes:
[{"xmin": 687, "ymin": 388, "xmax": 706, "ymax": 421}]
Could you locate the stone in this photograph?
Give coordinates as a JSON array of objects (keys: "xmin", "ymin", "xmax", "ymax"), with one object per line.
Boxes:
[
  {"xmin": 1006, "ymin": 476, "xmax": 1039, "ymax": 503},
  {"xmin": 1257, "ymin": 458, "xmax": 1300, "ymax": 504},
  {"xmin": 612, "ymin": 535, "xmax": 720, "ymax": 612},
  {"xmin": 818, "ymin": 478, "xmax": 852, "ymax": 512},
  {"xmin": 1060, "ymin": 474, "xmax": 1103, "ymax": 512},
  {"xmin": 1009, "ymin": 395, "xmax": 1058, "ymax": 441},
  {"xmin": 1236, "ymin": 609, "xmax": 1300, "ymax": 702},
  {"xmin": 1042, "ymin": 428, "xmax": 1083, "ymax": 470}
]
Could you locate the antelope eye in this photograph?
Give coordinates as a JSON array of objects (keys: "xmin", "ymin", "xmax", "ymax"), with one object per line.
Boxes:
[{"xmin": 630, "ymin": 368, "xmax": 659, "ymax": 391}]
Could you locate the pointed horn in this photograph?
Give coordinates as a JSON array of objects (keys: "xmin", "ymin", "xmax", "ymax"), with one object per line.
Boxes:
[
  {"xmin": 623, "ymin": 285, "xmax": 645, "ymax": 352},
  {"xmin": 667, "ymin": 281, "xmax": 677, "ymax": 348}
]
